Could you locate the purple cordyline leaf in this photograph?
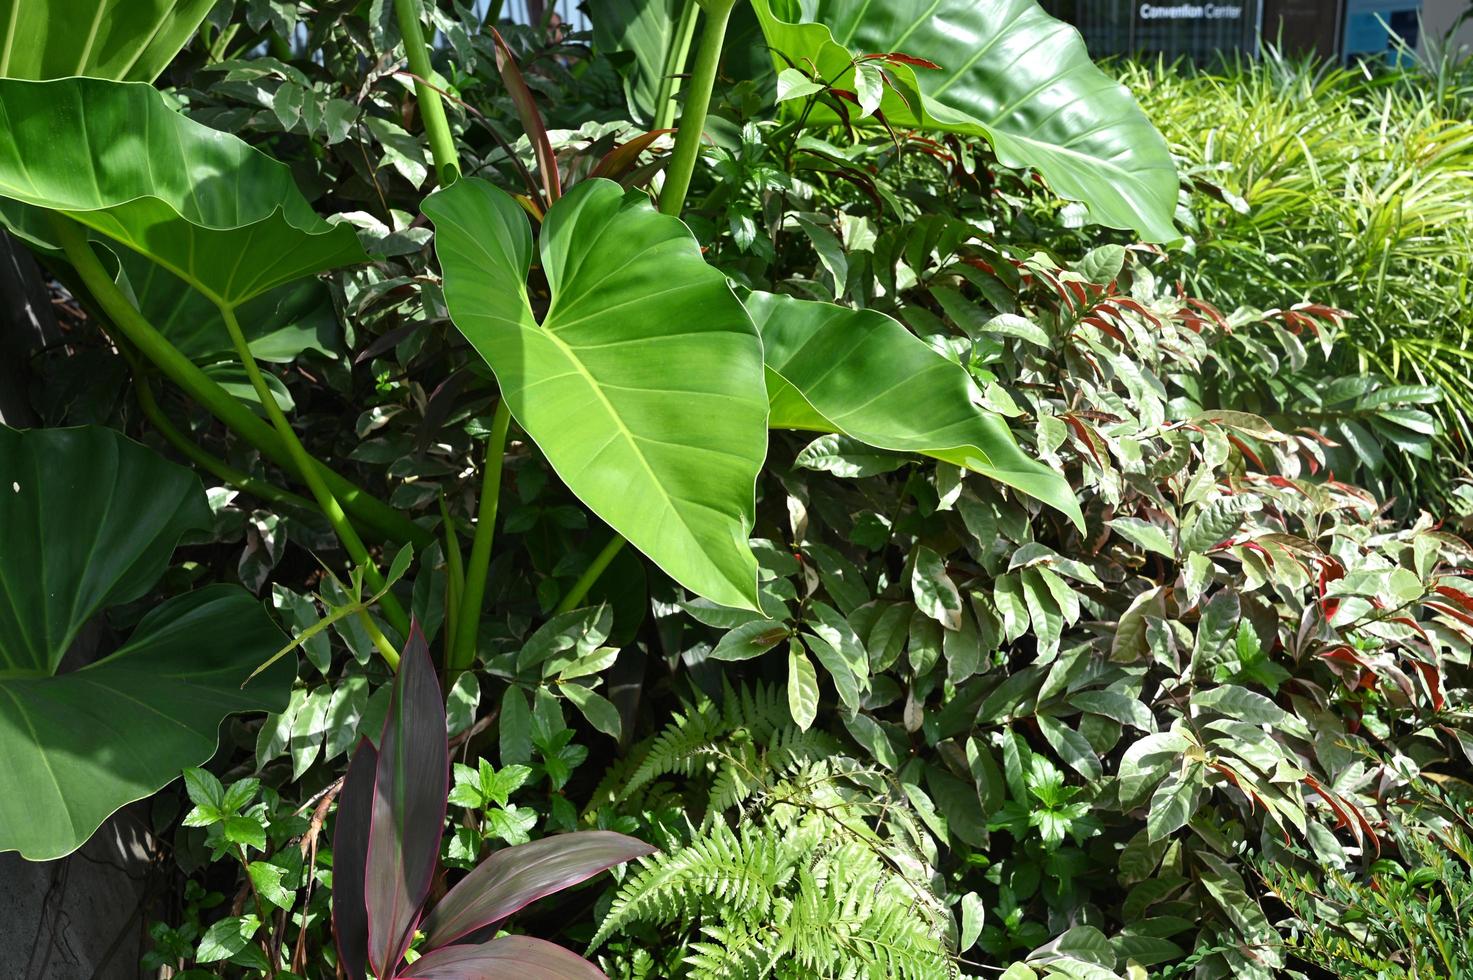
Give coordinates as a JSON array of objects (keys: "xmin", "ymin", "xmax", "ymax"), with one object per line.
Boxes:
[
  {"xmin": 333, "ymin": 737, "xmax": 378, "ymax": 980},
  {"xmin": 366, "ymin": 623, "xmax": 449, "ymax": 978},
  {"xmin": 421, "ymin": 831, "xmax": 656, "ymax": 951},
  {"xmin": 395, "ymin": 936, "xmax": 609, "ymax": 980},
  {"xmin": 491, "ymin": 28, "xmax": 560, "ymax": 206}
]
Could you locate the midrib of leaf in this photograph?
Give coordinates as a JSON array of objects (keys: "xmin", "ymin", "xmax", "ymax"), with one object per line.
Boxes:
[
  {"xmin": 535, "ymin": 322, "xmax": 709, "ymax": 557},
  {"xmin": 0, "ymin": 1, "xmax": 18, "ymax": 76},
  {"xmin": 75, "ymin": 0, "xmax": 109, "ymax": 74}
]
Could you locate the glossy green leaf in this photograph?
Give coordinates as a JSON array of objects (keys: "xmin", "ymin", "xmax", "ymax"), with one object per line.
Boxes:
[
  {"xmin": 0, "ymin": 0, "xmax": 214, "ymax": 82},
  {"xmin": 750, "ymin": 0, "xmax": 1178, "ymax": 241},
  {"xmin": 425, "ymin": 177, "xmax": 768, "ymax": 610},
  {"xmin": 0, "ymin": 77, "xmax": 367, "ymax": 307},
  {"xmin": 747, "ymin": 291, "xmax": 1082, "ymax": 529},
  {"xmin": 0, "ymin": 426, "xmax": 291, "ymax": 860}
]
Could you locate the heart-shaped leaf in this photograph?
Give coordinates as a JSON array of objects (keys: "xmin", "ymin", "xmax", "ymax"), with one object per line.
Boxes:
[
  {"xmin": 0, "ymin": 425, "xmax": 292, "ymax": 860},
  {"xmin": 0, "ymin": 0, "xmax": 215, "ymax": 82},
  {"xmin": 0, "ymin": 77, "xmax": 367, "ymax": 307},
  {"xmin": 365, "ymin": 626, "xmax": 447, "ymax": 978},
  {"xmin": 112, "ymin": 247, "xmax": 342, "ymax": 364},
  {"xmin": 425, "ymin": 177, "xmax": 768, "ymax": 610},
  {"xmin": 745, "ymin": 291, "xmax": 1082, "ymax": 529},
  {"xmin": 421, "ymin": 831, "xmax": 657, "ymax": 950},
  {"xmin": 750, "ymin": 0, "xmax": 1178, "ymax": 242}
]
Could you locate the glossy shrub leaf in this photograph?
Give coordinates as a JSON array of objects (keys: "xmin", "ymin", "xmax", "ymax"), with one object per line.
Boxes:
[
  {"xmin": 333, "ymin": 739, "xmax": 377, "ymax": 980},
  {"xmin": 366, "ymin": 626, "xmax": 447, "ymax": 978},
  {"xmin": 0, "ymin": 0, "xmax": 215, "ymax": 82},
  {"xmin": 746, "ymin": 291, "xmax": 1082, "ymax": 529},
  {"xmin": 750, "ymin": 0, "xmax": 1178, "ymax": 241},
  {"xmin": 422, "ymin": 831, "xmax": 657, "ymax": 949},
  {"xmin": 0, "ymin": 425, "xmax": 291, "ymax": 860},
  {"xmin": 401, "ymin": 936, "xmax": 607, "ymax": 980},
  {"xmin": 0, "ymin": 78, "xmax": 367, "ymax": 307},
  {"xmin": 425, "ymin": 177, "xmax": 768, "ymax": 610}
]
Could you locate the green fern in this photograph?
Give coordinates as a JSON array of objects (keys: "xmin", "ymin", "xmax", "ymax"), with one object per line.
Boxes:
[{"xmin": 589, "ymin": 684, "xmax": 957, "ymax": 979}]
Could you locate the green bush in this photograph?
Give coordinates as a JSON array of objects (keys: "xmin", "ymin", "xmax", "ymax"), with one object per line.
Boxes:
[
  {"xmin": 1, "ymin": 3, "xmax": 1470, "ymax": 979},
  {"xmin": 1123, "ymin": 51, "xmax": 1473, "ymax": 502}
]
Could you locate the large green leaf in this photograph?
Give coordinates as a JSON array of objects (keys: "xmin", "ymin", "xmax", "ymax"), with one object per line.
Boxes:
[
  {"xmin": 113, "ymin": 247, "xmax": 342, "ymax": 364},
  {"xmin": 0, "ymin": 77, "xmax": 366, "ymax": 308},
  {"xmin": 0, "ymin": 425, "xmax": 292, "ymax": 860},
  {"xmin": 750, "ymin": 0, "xmax": 1178, "ymax": 242},
  {"xmin": 745, "ymin": 291, "xmax": 1082, "ymax": 528},
  {"xmin": 591, "ymin": 0, "xmax": 683, "ymax": 122},
  {"xmin": 0, "ymin": 0, "xmax": 214, "ymax": 82},
  {"xmin": 424, "ymin": 177, "xmax": 767, "ymax": 610}
]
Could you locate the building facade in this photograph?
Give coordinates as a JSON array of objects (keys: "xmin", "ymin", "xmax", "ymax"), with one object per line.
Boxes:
[{"xmin": 1042, "ymin": 0, "xmax": 1468, "ymax": 63}]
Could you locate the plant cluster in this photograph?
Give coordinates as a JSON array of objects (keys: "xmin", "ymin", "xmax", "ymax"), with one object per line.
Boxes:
[
  {"xmin": 1123, "ymin": 49, "xmax": 1473, "ymax": 506},
  {"xmin": 0, "ymin": 2, "xmax": 1469, "ymax": 979}
]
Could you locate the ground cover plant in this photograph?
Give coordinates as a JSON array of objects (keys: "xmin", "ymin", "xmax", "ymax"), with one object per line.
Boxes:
[{"xmin": 1, "ymin": 2, "xmax": 1470, "ymax": 978}]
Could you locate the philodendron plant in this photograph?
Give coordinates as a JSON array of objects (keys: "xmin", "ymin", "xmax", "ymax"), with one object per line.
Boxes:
[
  {"xmin": 0, "ymin": 425, "xmax": 293, "ymax": 859},
  {"xmin": 332, "ymin": 626, "xmax": 652, "ymax": 979},
  {"xmin": 0, "ymin": 0, "xmax": 1172, "ymax": 857}
]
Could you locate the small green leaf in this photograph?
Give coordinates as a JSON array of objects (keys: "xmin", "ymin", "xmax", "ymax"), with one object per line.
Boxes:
[
  {"xmin": 960, "ymin": 891, "xmax": 986, "ymax": 951},
  {"xmin": 777, "ymin": 67, "xmax": 826, "ymax": 102},
  {"xmin": 1108, "ymin": 517, "xmax": 1175, "ymax": 558},
  {"xmin": 196, "ymin": 915, "xmax": 261, "ymax": 963},
  {"xmin": 561, "ymin": 682, "xmax": 622, "ymax": 740},
  {"xmin": 787, "ymin": 640, "xmax": 820, "ymax": 731},
  {"xmin": 913, "ymin": 546, "xmax": 963, "ymax": 630},
  {"xmin": 708, "ymin": 619, "xmax": 790, "ymax": 662}
]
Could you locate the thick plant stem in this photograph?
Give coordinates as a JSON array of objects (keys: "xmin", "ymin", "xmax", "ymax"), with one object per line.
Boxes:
[
  {"xmin": 134, "ymin": 372, "xmax": 316, "ymax": 516},
  {"xmin": 216, "ymin": 303, "xmax": 412, "ymax": 639},
  {"xmin": 556, "ymin": 536, "xmax": 628, "ymax": 615},
  {"xmin": 394, "ymin": 0, "xmax": 460, "ymax": 184},
  {"xmin": 450, "ymin": 401, "xmax": 512, "ymax": 671},
  {"xmin": 49, "ymin": 217, "xmax": 431, "ymax": 550},
  {"xmin": 654, "ymin": 0, "xmax": 701, "ymax": 131},
  {"xmin": 658, "ymin": 0, "xmax": 737, "ymax": 217}
]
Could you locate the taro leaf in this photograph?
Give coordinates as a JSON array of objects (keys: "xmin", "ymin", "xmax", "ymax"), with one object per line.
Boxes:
[
  {"xmin": 749, "ymin": 0, "xmax": 1178, "ymax": 242},
  {"xmin": 590, "ymin": 0, "xmax": 684, "ymax": 122},
  {"xmin": 400, "ymin": 936, "xmax": 607, "ymax": 979},
  {"xmin": 421, "ymin": 831, "xmax": 656, "ymax": 950},
  {"xmin": 0, "ymin": 425, "xmax": 291, "ymax": 860},
  {"xmin": 425, "ymin": 177, "xmax": 768, "ymax": 610},
  {"xmin": 114, "ymin": 248, "xmax": 342, "ymax": 364},
  {"xmin": 0, "ymin": 78, "xmax": 367, "ymax": 307},
  {"xmin": 333, "ymin": 738, "xmax": 378, "ymax": 980},
  {"xmin": 366, "ymin": 626, "xmax": 447, "ymax": 979},
  {"xmin": 0, "ymin": 0, "xmax": 215, "ymax": 82},
  {"xmin": 747, "ymin": 291, "xmax": 1081, "ymax": 529}
]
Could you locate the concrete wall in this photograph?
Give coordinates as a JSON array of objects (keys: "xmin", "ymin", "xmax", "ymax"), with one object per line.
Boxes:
[{"xmin": 1423, "ymin": 0, "xmax": 1473, "ymax": 56}]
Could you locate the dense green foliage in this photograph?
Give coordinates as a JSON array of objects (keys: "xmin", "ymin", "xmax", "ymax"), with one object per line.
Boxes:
[
  {"xmin": 1, "ymin": 2, "xmax": 1470, "ymax": 979},
  {"xmin": 1125, "ymin": 51, "xmax": 1473, "ymax": 505}
]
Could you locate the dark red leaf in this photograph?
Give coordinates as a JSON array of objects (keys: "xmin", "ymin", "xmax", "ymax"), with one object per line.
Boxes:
[
  {"xmin": 1408, "ymin": 658, "xmax": 1446, "ymax": 712},
  {"xmin": 398, "ymin": 936, "xmax": 607, "ymax": 980},
  {"xmin": 366, "ymin": 624, "xmax": 448, "ymax": 978},
  {"xmin": 590, "ymin": 129, "xmax": 672, "ymax": 182},
  {"xmin": 872, "ymin": 51, "xmax": 943, "ymax": 70},
  {"xmin": 492, "ymin": 29, "xmax": 560, "ymax": 205},
  {"xmin": 421, "ymin": 831, "xmax": 655, "ymax": 950},
  {"xmin": 333, "ymin": 738, "xmax": 378, "ymax": 980}
]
